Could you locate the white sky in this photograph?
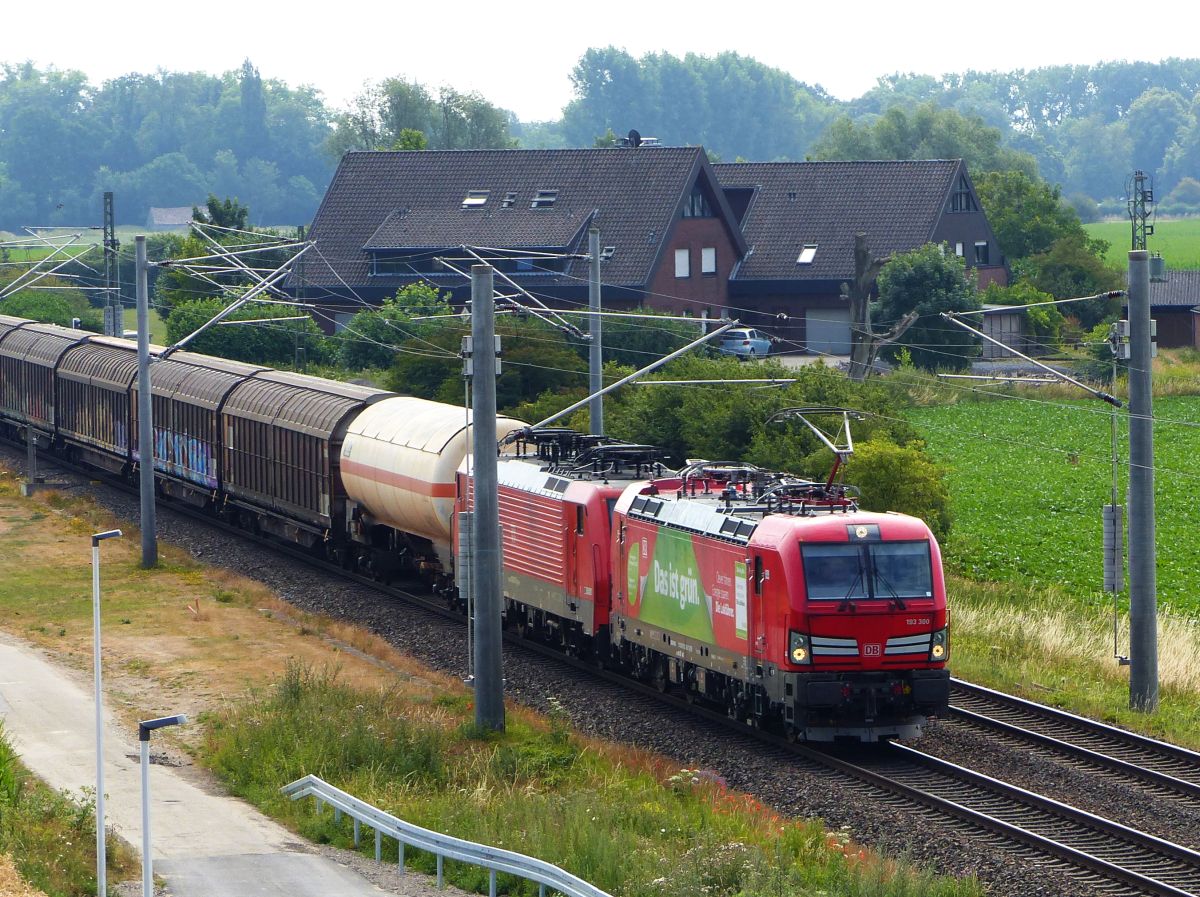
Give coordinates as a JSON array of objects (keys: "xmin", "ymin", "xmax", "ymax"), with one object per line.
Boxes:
[{"xmin": 6, "ymin": 1, "xmax": 1195, "ymax": 122}]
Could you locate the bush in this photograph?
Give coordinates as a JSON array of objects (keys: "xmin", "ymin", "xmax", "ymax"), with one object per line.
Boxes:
[
  {"xmin": 846, "ymin": 438, "xmax": 952, "ymax": 541},
  {"xmin": 165, "ymin": 297, "xmax": 326, "ymax": 365}
]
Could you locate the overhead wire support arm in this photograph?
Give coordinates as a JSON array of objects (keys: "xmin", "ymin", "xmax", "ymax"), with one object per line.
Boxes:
[
  {"xmin": 0, "ymin": 243, "xmax": 96, "ymax": 301},
  {"xmin": 459, "ymin": 245, "xmax": 588, "ymax": 339},
  {"xmin": 437, "ymin": 255, "xmax": 581, "ymax": 338},
  {"xmin": 942, "ymin": 310, "xmax": 1123, "ymax": 407},
  {"xmin": 159, "ymin": 251, "xmax": 307, "ymax": 360}
]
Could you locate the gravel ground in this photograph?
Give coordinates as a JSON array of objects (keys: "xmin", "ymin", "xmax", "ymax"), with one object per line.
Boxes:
[{"xmin": 5, "ymin": 447, "xmax": 1151, "ymax": 897}]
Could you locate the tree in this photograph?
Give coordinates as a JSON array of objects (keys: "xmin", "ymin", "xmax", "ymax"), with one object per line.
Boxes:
[
  {"xmin": 165, "ymin": 296, "xmax": 323, "ymax": 365},
  {"xmin": 1024, "ymin": 234, "xmax": 1122, "ymax": 328},
  {"xmin": 809, "ymin": 102, "xmax": 1039, "ymax": 177},
  {"xmin": 874, "ymin": 245, "xmax": 981, "ymax": 372},
  {"xmin": 846, "ymin": 439, "xmax": 952, "ymax": 542},
  {"xmin": 974, "ymin": 170, "xmax": 1088, "ymax": 261},
  {"xmin": 194, "ymin": 194, "xmax": 249, "ymax": 229},
  {"xmin": 338, "ymin": 283, "xmax": 453, "ymax": 370},
  {"xmin": 594, "ymin": 309, "xmax": 710, "ymax": 368},
  {"xmin": 1125, "ymin": 87, "xmax": 1189, "ymax": 178}
]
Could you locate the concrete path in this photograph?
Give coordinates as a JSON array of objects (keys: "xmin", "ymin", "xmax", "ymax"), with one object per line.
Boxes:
[{"xmin": 0, "ymin": 635, "xmax": 415, "ymax": 897}]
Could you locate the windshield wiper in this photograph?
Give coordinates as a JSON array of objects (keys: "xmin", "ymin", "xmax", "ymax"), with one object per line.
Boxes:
[
  {"xmin": 874, "ymin": 570, "xmax": 906, "ymax": 610},
  {"xmin": 838, "ymin": 568, "xmax": 864, "ymax": 612}
]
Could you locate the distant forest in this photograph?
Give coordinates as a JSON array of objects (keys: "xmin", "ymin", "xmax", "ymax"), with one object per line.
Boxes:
[{"xmin": 3, "ymin": 51, "xmax": 1200, "ymax": 232}]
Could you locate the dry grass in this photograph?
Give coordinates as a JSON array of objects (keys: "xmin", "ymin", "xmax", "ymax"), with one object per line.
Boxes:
[{"xmin": 0, "ymin": 855, "xmax": 46, "ymax": 897}]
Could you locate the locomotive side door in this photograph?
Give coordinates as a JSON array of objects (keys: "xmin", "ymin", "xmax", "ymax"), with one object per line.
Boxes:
[{"xmin": 751, "ymin": 552, "xmax": 768, "ymax": 660}]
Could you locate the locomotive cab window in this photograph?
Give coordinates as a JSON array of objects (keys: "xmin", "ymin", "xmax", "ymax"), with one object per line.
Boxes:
[
  {"xmin": 576, "ymin": 505, "xmax": 585, "ymax": 534},
  {"xmin": 801, "ymin": 541, "xmax": 932, "ymax": 600}
]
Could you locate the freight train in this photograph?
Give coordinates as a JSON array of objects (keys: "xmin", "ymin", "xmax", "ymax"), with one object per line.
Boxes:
[{"xmin": 0, "ymin": 316, "xmax": 949, "ymax": 742}]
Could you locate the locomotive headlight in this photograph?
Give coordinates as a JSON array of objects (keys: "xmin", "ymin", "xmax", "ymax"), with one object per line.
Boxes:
[
  {"xmin": 788, "ymin": 631, "xmax": 811, "ymax": 665},
  {"xmin": 930, "ymin": 627, "xmax": 948, "ymax": 661}
]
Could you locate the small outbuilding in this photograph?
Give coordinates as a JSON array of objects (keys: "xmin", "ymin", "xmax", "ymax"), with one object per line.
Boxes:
[{"xmin": 145, "ymin": 207, "xmax": 194, "ymax": 231}]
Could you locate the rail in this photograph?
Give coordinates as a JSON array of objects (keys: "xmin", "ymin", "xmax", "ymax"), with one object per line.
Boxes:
[{"xmin": 281, "ymin": 774, "xmax": 612, "ymax": 897}]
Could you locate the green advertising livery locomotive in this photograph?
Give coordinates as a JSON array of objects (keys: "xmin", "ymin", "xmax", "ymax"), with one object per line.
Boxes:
[{"xmin": 612, "ymin": 464, "xmax": 949, "ymax": 742}]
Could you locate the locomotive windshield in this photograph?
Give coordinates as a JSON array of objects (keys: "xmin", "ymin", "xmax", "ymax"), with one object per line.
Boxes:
[{"xmin": 801, "ymin": 541, "xmax": 933, "ymax": 601}]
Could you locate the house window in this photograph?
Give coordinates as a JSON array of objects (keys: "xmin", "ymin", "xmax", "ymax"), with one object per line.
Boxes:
[
  {"xmin": 462, "ymin": 190, "xmax": 489, "ymax": 209},
  {"xmin": 682, "ymin": 186, "xmax": 712, "ymax": 218},
  {"xmin": 951, "ymin": 176, "xmax": 977, "ymax": 212},
  {"xmin": 531, "ymin": 189, "xmax": 558, "ymax": 208},
  {"xmin": 502, "ymin": 192, "xmax": 517, "ymax": 208},
  {"xmin": 796, "ymin": 243, "xmax": 818, "ymax": 265},
  {"xmin": 675, "ymin": 248, "xmax": 690, "ymax": 278},
  {"xmin": 974, "ymin": 241, "xmax": 990, "ymax": 265},
  {"xmin": 701, "ymin": 247, "xmax": 717, "ymax": 275},
  {"xmin": 955, "ymin": 242, "xmax": 964, "ymax": 257}
]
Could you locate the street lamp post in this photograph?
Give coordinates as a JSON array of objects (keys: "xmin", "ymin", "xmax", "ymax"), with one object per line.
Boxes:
[
  {"xmin": 138, "ymin": 714, "xmax": 186, "ymax": 897},
  {"xmin": 91, "ymin": 529, "xmax": 122, "ymax": 897}
]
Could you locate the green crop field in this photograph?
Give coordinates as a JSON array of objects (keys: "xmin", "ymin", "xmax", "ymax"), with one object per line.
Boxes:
[
  {"xmin": 907, "ymin": 396, "xmax": 1200, "ymax": 615},
  {"xmin": 1084, "ymin": 218, "xmax": 1200, "ymax": 269}
]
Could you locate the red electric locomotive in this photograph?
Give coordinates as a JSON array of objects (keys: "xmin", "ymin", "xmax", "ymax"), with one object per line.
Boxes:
[
  {"xmin": 611, "ymin": 462, "xmax": 949, "ymax": 741},
  {"xmin": 454, "ymin": 429, "xmax": 670, "ymax": 655}
]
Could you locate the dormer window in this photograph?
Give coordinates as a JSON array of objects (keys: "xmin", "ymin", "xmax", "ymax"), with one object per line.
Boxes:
[
  {"xmin": 462, "ymin": 190, "xmax": 489, "ymax": 209},
  {"xmin": 682, "ymin": 186, "xmax": 712, "ymax": 218},
  {"xmin": 950, "ymin": 176, "xmax": 977, "ymax": 212},
  {"xmin": 797, "ymin": 244, "xmax": 818, "ymax": 265},
  {"xmin": 531, "ymin": 189, "xmax": 558, "ymax": 208}
]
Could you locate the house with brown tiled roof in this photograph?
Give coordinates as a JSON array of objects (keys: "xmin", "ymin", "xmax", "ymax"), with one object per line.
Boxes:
[
  {"xmin": 714, "ymin": 160, "xmax": 1008, "ymax": 354},
  {"xmin": 291, "ymin": 147, "xmax": 748, "ymax": 332}
]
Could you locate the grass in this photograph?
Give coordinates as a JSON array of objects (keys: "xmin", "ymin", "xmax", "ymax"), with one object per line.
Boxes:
[
  {"xmin": 0, "ymin": 726, "xmax": 136, "ymax": 897},
  {"xmin": 1085, "ymin": 217, "xmax": 1200, "ymax": 269},
  {"xmin": 120, "ymin": 306, "xmax": 167, "ymax": 342},
  {"xmin": 205, "ymin": 662, "xmax": 980, "ymax": 897},
  {"xmin": 906, "ymin": 393, "xmax": 1200, "ymax": 616}
]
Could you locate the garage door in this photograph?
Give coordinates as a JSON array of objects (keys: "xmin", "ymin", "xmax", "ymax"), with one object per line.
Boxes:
[{"xmin": 805, "ymin": 308, "xmax": 851, "ymax": 355}]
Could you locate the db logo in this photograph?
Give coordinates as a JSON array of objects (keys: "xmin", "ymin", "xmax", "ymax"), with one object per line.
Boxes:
[{"xmin": 863, "ymin": 643, "xmax": 882, "ymax": 657}]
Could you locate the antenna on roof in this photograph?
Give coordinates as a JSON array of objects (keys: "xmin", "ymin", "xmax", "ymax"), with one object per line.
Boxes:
[{"xmin": 627, "ymin": 129, "xmax": 642, "ymax": 148}]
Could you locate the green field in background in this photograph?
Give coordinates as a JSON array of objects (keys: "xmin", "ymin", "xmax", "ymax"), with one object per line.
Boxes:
[
  {"xmin": 1084, "ymin": 218, "xmax": 1200, "ymax": 269},
  {"xmin": 907, "ymin": 395, "xmax": 1200, "ymax": 615}
]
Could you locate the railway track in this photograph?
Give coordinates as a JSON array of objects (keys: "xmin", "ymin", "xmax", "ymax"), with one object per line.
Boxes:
[
  {"xmin": 9, "ymin": 444, "xmax": 1200, "ymax": 896},
  {"xmin": 947, "ymin": 678, "xmax": 1200, "ymax": 801},
  {"xmin": 826, "ymin": 742, "xmax": 1200, "ymax": 897}
]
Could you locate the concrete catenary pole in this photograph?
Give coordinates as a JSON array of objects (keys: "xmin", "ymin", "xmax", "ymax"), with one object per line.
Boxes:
[
  {"xmin": 136, "ymin": 236, "xmax": 158, "ymax": 567},
  {"xmin": 588, "ymin": 227, "xmax": 604, "ymax": 435},
  {"xmin": 471, "ymin": 264, "xmax": 504, "ymax": 731},
  {"xmin": 1127, "ymin": 249, "xmax": 1158, "ymax": 711}
]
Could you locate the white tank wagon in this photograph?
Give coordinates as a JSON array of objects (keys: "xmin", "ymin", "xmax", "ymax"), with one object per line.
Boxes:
[{"xmin": 339, "ymin": 396, "xmax": 525, "ymax": 568}]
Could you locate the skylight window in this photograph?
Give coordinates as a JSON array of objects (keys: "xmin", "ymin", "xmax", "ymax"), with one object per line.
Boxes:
[
  {"xmin": 600, "ymin": 245, "xmax": 616, "ymax": 260},
  {"xmin": 462, "ymin": 190, "xmax": 489, "ymax": 209},
  {"xmin": 531, "ymin": 189, "xmax": 559, "ymax": 209},
  {"xmin": 502, "ymin": 192, "xmax": 517, "ymax": 208},
  {"xmin": 796, "ymin": 244, "xmax": 818, "ymax": 265}
]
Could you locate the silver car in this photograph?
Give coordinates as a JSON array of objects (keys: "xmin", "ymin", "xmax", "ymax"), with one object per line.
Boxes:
[{"xmin": 718, "ymin": 328, "xmax": 772, "ymax": 358}]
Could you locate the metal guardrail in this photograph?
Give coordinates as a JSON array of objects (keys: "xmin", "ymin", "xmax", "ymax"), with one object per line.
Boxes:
[{"xmin": 281, "ymin": 774, "xmax": 612, "ymax": 897}]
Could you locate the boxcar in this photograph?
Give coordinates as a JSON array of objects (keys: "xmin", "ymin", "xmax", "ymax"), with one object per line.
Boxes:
[
  {"xmin": 0, "ymin": 320, "xmax": 89, "ymax": 444},
  {"xmin": 220, "ymin": 370, "xmax": 391, "ymax": 545},
  {"xmin": 52, "ymin": 336, "xmax": 140, "ymax": 472},
  {"xmin": 131, "ymin": 351, "xmax": 268, "ymax": 504}
]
